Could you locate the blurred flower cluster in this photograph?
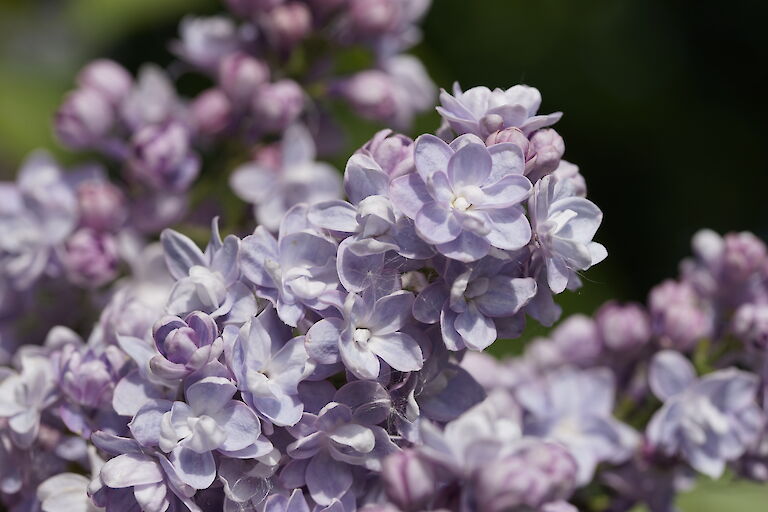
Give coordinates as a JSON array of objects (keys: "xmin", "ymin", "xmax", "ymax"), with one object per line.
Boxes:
[{"xmin": 0, "ymin": 2, "xmax": 766, "ymax": 512}]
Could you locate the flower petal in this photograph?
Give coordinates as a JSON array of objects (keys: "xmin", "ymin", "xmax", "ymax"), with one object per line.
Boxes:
[
  {"xmin": 368, "ymin": 332, "xmax": 423, "ymax": 372},
  {"xmin": 415, "ymin": 202, "xmax": 461, "ymax": 245}
]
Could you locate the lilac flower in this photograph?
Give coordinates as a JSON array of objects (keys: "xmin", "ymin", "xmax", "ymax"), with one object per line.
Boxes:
[
  {"xmin": 646, "ymin": 350, "xmax": 764, "ymax": 477},
  {"xmin": 218, "ymin": 52, "xmax": 270, "ymax": 105},
  {"xmin": 355, "ymin": 130, "xmax": 414, "ymax": 181},
  {"xmin": 120, "ymin": 65, "xmax": 181, "ymax": 130},
  {"xmin": 0, "ymin": 151, "xmax": 78, "ymax": 290},
  {"xmin": 381, "ymin": 449, "xmax": 435, "ymax": 512},
  {"xmin": 413, "ymin": 256, "xmax": 536, "ymax": 351},
  {"xmin": 251, "ymin": 81, "xmax": 305, "ymax": 134},
  {"xmin": 75, "ymin": 179, "xmax": 127, "ymax": 232},
  {"xmin": 190, "ymin": 88, "xmax": 232, "ymax": 136},
  {"xmin": 262, "ymin": 3, "xmax": 313, "ymax": 49},
  {"xmin": 230, "ymin": 124, "xmax": 342, "ymax": 231},
  {"xmin": 76, "ymin": 59, "xmax": 134, "ymax": 107},
  {"xmin": 305, "ymin": 289, "xmax": 423, "ymax": 380},
  {"xmin": 225, "ymin": 306, "xmax": 310, "ymax": 426},
  {"xmin": 437, "ymin": 83, "xmax": 562, "ymax": 139},
  {"xmin": 0, "ymin": 352, "xmax": 55, "ymax": 448},
  {"xmin": 128, "ymin": 376, "xmax": 265, "ymax": 489},
  {"xmin": 240, "ymin": 222, "xmax": 339, "ymax": 327},
  {"xmin": 129, "ymin": 121, "xmax": 200, "ymax": 192},
  {"xmin": 732, "ymin": 303, "xmax": 768, "ymax": 350},
  {"xmin": 529, "ymin": 174, "xmax": 606, "ymax": 293},
  {"xmin": 173, "ymin": 16, "xmax": 240, "ymax": 70},
  {"xmin": 516, "ymin": 367, "xmax": 639, "ymax": 484},
  {"xmin": 54, "ymin": 87, "xmax": 115, "ymax": 150},
  {"xmin": 37, "ymin": 472, "xmax": 100, "ymax": 512},
  {"xmin": 161, "ymin": 223, "xmax": 255, "ymax": 322},
  {"xmin": 149, "ymin": 312, "xmax": 224, "ymax": 381},
  {"xmin": 61, "ymin": 228, "xmax": 120, "ymax": 287},
  {"xmin": 284, "ymin": 401, "xmax": 397, "ymax": 505},
  {"xmin": 389, "ymin": 135, "xmax": 532, "ymax": 262},
  {"xmin": 594, "ymin": 301, "xmax": 651, "ymax": 352},
  {"xmin": 648, "ymin": 280, "xmax": 712, "ymax": 351}
]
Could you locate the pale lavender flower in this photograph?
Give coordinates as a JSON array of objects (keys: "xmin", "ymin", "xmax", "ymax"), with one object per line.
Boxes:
[
  {"xmin": 37, "ymin": 472, "xmax": 101, "ymax": 512},
  {"xmin": 547, "ymin": 314, "xmax": 603, "ymax": 368},
  {"xmin": 646, "ymin": 350, "xmax": 764, "ymax": 477},
  {"xmin": 149, "ymin": 312, "xmax": 224, "ymax": 381},
  {"xmin": 437, "ymin": 83, "xmax": 562, "ymax": 139},
  {"xmin": 355, "ymin": 129, "xmax": 414, "ymax": 181},
  {"xmin": 0, "ymin": 352, "xmax": 55, "ymax": 448},
  {"xmin": 225, "ymin": 305, "xmax": 310, "ymax": 426},
  {"xmin": 305, "ymin": 289, "xmax": 423, "ymax": 380},
  {"xmin": 190, "ymin": 88, "xmax": 232, "ymax": 136},
  {"xmin": 120, "ymin": 65, "xmax": 181, "ymax": 130},
  {"xmin": 527, "ymin": 128, "xmax": 566, "ymax": 182},
  {"xmin": 262, "ymin": 2, "xmax": 313, "ymax": 49},
  {"xmin": 381, "ymin": 449, "xmax": 435, "ymax": 512},
  {"xmin": 173, "ymin": 16, "xmax": 240, "ymax": 70},
  {"xmin": 516, "ymin": 367, "xmax": 639, "ymax": 485},
  {"xmin": 230, "ymin": 124, "xmax": 342, "ymax": 231},
  {"xmin": 128, "ymin": 376, "xmax": 265, "ymax": 489},
  {"xmin": 594, "ymin": 301, "xmax": 651, "ymax": 352},
  {"xmin": 732, "ymin": 303, "xmax": 768, "ymax": 350},
  {"xmin": 75, "ymin": 179, "xmax": 127, "ymax": 232},
  {"xmin": 390, "ymin": 135, "xmax": 532, "ymax": 262},
  {"xmin": 240, "ymin": 222, "xmax": 339, "ymax": 327},
  {"xmin": 61, "ymin": 228, "xmax": 120, "ymax": 287},
  {"xmin": 413, "ymin": 256, "xmax": 536, "ymax": 350},
  {"xmin": 129, "ymin": 121, "xmax": 201, "ymax": 192},
  {"xmin": 529, "ymin": 174, "xmax": 606, "ymax": 293}
]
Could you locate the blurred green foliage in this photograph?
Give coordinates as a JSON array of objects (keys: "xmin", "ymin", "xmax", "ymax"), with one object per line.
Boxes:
[{"xmin": 1, "ymin": 0, "xmax": 767, "ymax": 509}]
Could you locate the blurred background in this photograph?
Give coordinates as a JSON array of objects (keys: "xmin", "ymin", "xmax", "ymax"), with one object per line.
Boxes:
[{"xmin": 0, "ymin": 1, "xmax": 766, "ymax": 509}]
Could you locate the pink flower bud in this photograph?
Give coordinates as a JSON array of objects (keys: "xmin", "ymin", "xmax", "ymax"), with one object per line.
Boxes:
[
  {"xmin": 218, "ymin": 53, "xmax": 270, "ymax": 104},
  {"xmin": 382, "ymin": 450, "xmax": 435, "ymax": 511},
  {"xmin": 527, "ymin": 128, "xmax": 565, "ymax": 182},
  {"xmin": 191, "ymin": 88, "xmax": 232, "ymax": 136},
  {"xmin": 76, "ymin": 59, "xmax": 133, "ymax": 106},
  {"xmin": 339, "ymin": 70, "xmax": 397, "ymax": 122},
  {"xmin": 129, "ymin": 122, "xmax": 200, "ymax": 191},
  {"xmin": 251, "ymin": 80, "xmax": 304, "ymax": 133},
  {"xmin": 350, "ymin": 0, "xmax": 399, "ymax": 34},
  {"xmin": 595, "ymin": 302, "xmax": 651, "ymax": 352},
  {"xmin": 263, "ymin": 2, "xmax": 313, "ymax": 49},
  {"xmin": 76, "ymin": 180, "xmax": 127, "ymax": 232}
]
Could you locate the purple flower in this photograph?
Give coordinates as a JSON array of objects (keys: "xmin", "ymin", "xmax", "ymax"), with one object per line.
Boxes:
[
  {"xmin": 413, "ymin": 256, "xmax": 536, "ymax": 350},
  {"xmin": 251, "ymin": 80, "xmax": 305, "ymax": 134},
  {"xmin": 0, "ymin": 352, "xmax": 55, "ymax": 448},
  {"xmin": 646, "ymin": 350, "xmax": 764, "ymax": 477},
  {"xmin": 129, "ymin": 121, "xmax": 201, "ymax": 192},
  {"xmin": 218, "ymin": 52, "xmax": 270, "ymax": 104},
  {"xmin": 149, "ymin": 312, "xmax": 224, "ymax": 381},
  {"xmin": 594, "ymin": 301, "xmax": 651, "ymax": 352},
  {"xmin": 356, "ymin": 130, "xmax": 415, "ymax": 181},
  {"xmin": 225, "ymin": 306, "xmax": 310, "ymax": 426},
  {"xmin": 61, "ymin": 228, "xmax": 120, "ymax": 287},
  {"xmin": 262, "ymin": 2, "xmax": 313, "ymax": 49},
  {"xmin": 173, "ymin": 16, "xmax": 240, "ymax": 70},
  {"xmin": 529, "ymin": 174, "xmax": 606, "ymax": 293},
  {"xmin": 129, "ymin": 376, "xmax": 266, "ymax": 489},
  {"xmin": 516, "ymin": 367, "xmax": 639, "ymax": 485},
  {"xmin": 190, "ymin": 88, "xmax": 232, "ymax": 136},
  {"xmin": 305, "ymin": 289, "xmax": 423, "ymax": 380},
  {"xmin": 284, "ymin": 402, "xmax": 397, "ymax": 505},
  {"xmin": 390, "ymin": 135, "xmax": 532, "ymax": 262},
  {"xmin": 75, "ymin": 179, "xmax": 127, "ymax": 232},
  {"xmin": 732, "ymin": 303, "xmax": 768, "ymax": 350},
  {"xmin": 381, "ymin": 449, "xmax": 435, "ymax": 512},
  {"xmin": 120, "ymin": 65, "xmax": 180, "ymax": 129},
  {"xmin": 230, "ymin": 124, "xmax": 342, "ymax": 231},
  {"xmin": 437, "ymin": 83, "xmax": 562, "ymax": 139},
  {"xmin": 648, "ymin": 280, "xmax": 712, "ymax": 351},
  {"xmin": 240, "ymin": 221, "xmax": 339, "ymax": 327}
]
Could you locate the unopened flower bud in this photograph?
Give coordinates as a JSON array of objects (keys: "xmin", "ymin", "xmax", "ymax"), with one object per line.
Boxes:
[
  {"xmin": 76, "ymin": 180, "xmax": 127, "ymax": 232},
  {"xmin": 648, "ymin": 280, "xmax": 712, "ymax": 351},
  {"xmin": 76, "ymin": 59, "xmax": 133, "ymax": 106},
  {"xmin": 191, "ymin": 88, "xmax": 232, "ymax": 136},
  {"xmin": 350, "ymin": 0, "xmax": 399, "ymax": 34},
  {"xmin": 486, "ymin": 127, "xmax": 530, "ymax": 152},
  {"xmin": 359, "ymin": 129, "xmax": 414, "ymax": 179},
  {"xmin": 722, "ymin": 232, "xmax": 767, "ymax": 282},
  {"xmin": 251, "ymin": 80, "xmax": 304, "ymax": 133},
  {"xmin": 551, "ymin": 314, "xmax": 602, "ymax": 367},
  {"xmin": 733, "ymin": 303, "xmax": 768, "ymax": 350},
  {"xmin": 382, "ymin": 449, "xmax": 435, "ymax": 511},
  {"xmin": 528, "ymin": 128, "xmax": 565, "ymax": 181},
  {"xmin": 55, "ymin": 88, "xmax": 115, "ymax": 149},
  {"xmin": 129, "ymin": 122, "xmax": 200, "ymax": 191},
  {"xmin": 175, "ymin": 16, "xmax": 239, "ymax": 70},
  {"xmin": 218, "ymin": 53, "xmax": 270, "ymax": 104},
  {"xmin": 62, "ymin": 229, "xmax": 119, "ymax": 287},
  {"xmin": 151, "ymin": 312, "xmax": 222, "ymax": 379},
  {"xmin": 339, "ymin": 71, "xmax": 397, "ymax": 122},
  {"xmin": 263, "ymin": 2, "xmax": 313, "ymax": 49},
  {"xmin": 595, "ymin": 302, "xmax": 651, "ymax": 352}
]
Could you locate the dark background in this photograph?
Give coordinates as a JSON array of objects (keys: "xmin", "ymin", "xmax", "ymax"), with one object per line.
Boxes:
[{"xmin": 1, "ymin": 0, "xmax": 767, "ymax": 311}]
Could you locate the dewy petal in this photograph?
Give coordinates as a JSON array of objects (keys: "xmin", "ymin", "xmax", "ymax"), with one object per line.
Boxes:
[
  {"xmin": 447, "ymin": 143, "xmax": 492, "ymax": 189},
  {"xmin": 414, "ymin": 134, "xmax": 453, "ymax": 183},
  {"xmin": 484, "ymin": 207, "xmax": 532, "ymax": 251},
  {"xmin": 649, "ymin": 351, "xmax": 696, "ymax": 402},
  {"xmin": 435, "ymin": 231, "xmax": 490, "ymax": 263},
  {"xmin": 306, "ymin": 451, "xmax": 353, "ymax": 506},
  {"xmin": 100, "ymin": 454, "xmax": 163, "ymax": 488},
  {"xmin": 415, "ymin": 202, "xmax": 461, "ymax": 245},
  {"xmin": 368, "ymin": 332, "xmax": 423, "ymax": 372},
  {"xmin": 308, "ymin": 201, "xmax": 358, "ymax": 233},
  {"xmin": 368, "ymin": 291, "xmax": 415, "ymax": 335},
  {"xmin": 185, "ymin": 377, "xmax": 236, "ymax": 416},
  {"xmin": 170, "ymin": 446, "xmax": 216, "ymax": 490},
  {"xmin": 454, "ymin": 304, "xmax": 496, "ymax": 351}
]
